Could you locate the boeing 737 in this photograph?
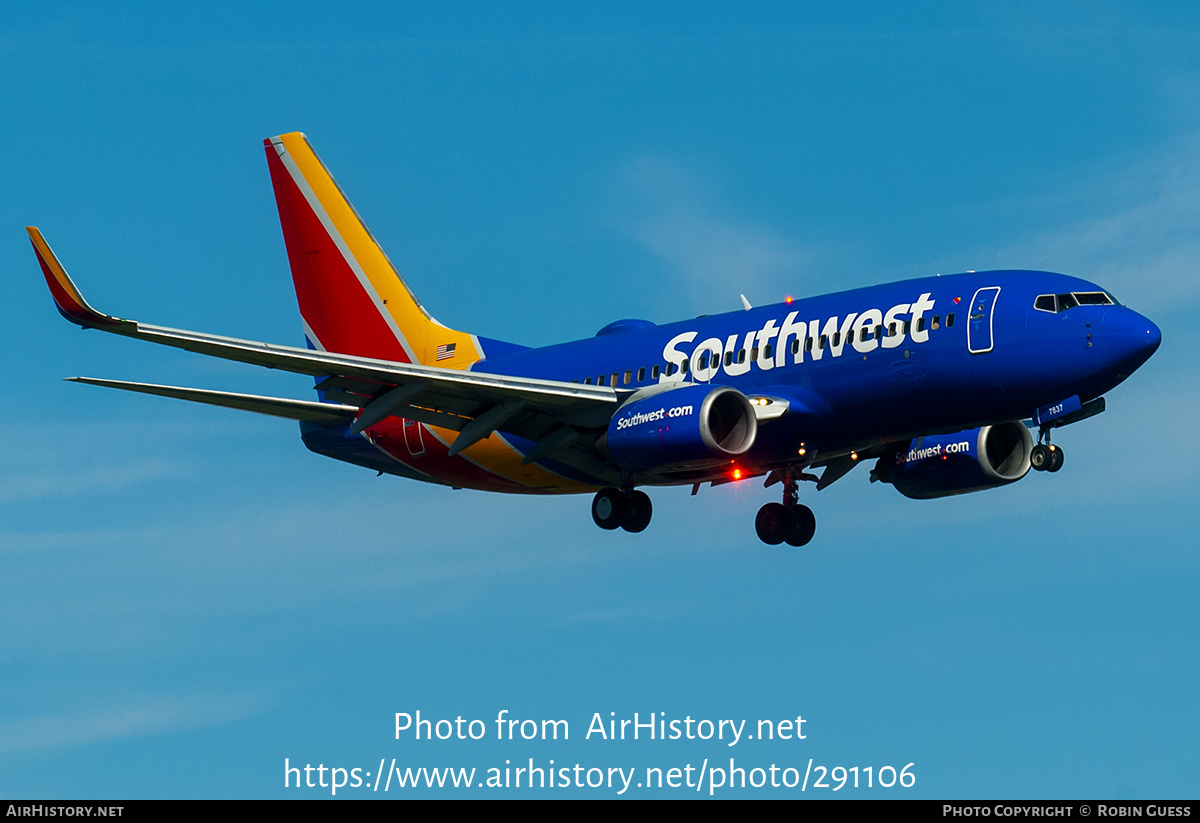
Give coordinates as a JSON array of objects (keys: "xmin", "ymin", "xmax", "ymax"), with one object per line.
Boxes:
[{"xmin": 28, "ymin": 133, "xmax": 1162, "ymax": 545}]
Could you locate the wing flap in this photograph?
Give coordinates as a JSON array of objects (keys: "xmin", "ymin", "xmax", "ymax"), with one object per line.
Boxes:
[{"xmin": 90, "ymin": 320, "xmax": 614, "ymax": 411}]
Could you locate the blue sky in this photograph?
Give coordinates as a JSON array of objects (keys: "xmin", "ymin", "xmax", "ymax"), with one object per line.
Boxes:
[{"xmin": 2, "ymin": 3, "xmax": 1197, "ymax": 798}]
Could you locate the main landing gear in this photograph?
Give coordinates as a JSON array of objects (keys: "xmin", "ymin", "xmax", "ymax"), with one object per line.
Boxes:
[
  {"xmin": 592, "ymin": 487, "xmax": 653, "ymax": 533},
  {"xmin": 1030, "ymin": 430, "xmax": 1065, "ymax": 473},
  {"xmin": 755, "ymin": 474, "xmax": 816, "ymax": 546}
]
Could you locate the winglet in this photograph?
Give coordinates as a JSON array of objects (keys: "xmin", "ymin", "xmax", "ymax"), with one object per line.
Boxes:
[{"xmin": 27, "ymin": 227, "xmax": 131, "ymax": 329}]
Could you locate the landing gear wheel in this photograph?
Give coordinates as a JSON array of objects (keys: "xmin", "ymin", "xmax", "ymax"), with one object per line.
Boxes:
[
  {"xmin": 1046, "ymin": 444, "xmax": 1064, "ymax": 473},
  {"xmin": 622, "ymin": 490, "xmax": 653, "ymax": 533},
  {"xmin": 755, "ymin": 502, "xmax": 793, "ymax": 545},
  {"xmin": 592, "ymin": 488, "xmax": 627, "ymax": 530},
  {"xmin": 784, "ymin": 504, "xmax": 816, "ymax": 547},
  {"xmin": 1030, "ymin": 444, "xmax": 1050, "ymax": 471}
]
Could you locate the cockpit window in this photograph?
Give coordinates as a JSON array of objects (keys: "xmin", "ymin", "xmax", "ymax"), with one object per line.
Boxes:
[{"xmin": 1034, "ymin": 292, "xmax": 1115, "ymax": 313}]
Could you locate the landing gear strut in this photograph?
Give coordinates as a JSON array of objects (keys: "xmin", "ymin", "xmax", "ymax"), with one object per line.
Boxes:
[
  {"xmin": 755, "ymin": 474, "xmax": 816, "ymax": 546},
  {"xmin": 592, "ymin": 487, "xmax": 653, "ymax": 533},
  {"xmin": 1030, "ymin": 429, "xmax": 1065, "ymax": 473}
]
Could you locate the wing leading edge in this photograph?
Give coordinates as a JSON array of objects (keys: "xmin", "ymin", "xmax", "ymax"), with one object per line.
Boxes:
[{"xmin": 29, "ymin": 227, "xmax": 620, "ymax": 453}]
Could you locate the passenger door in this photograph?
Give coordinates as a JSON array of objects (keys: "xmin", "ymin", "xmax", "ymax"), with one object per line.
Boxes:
[{"xmin": 967, "ymin": 286, "xmax": 1001, "ymax": 354}]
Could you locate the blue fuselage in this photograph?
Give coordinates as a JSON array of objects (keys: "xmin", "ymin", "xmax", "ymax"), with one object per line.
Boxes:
[{"xmin": 471, "ymin": 270, "xmax": 1160, "ymax": 485}]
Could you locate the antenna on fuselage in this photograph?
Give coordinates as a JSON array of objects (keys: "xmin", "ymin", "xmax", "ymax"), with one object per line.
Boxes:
[{"xmin": 740, "ymin": 294, "xmax": 752, "ymax": 311}]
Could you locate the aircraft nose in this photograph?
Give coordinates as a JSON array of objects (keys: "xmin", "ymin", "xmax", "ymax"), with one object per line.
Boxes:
[{"xmin": 1102, "ymin": 307, "xmax": 1161, "ymax": 378}]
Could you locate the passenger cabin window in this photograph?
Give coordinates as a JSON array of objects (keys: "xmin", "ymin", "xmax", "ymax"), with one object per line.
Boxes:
[
  {"xmin": 931, "ymin": 315, "xmax": 940, "ymax": 330},
  {"xmin": 946, "ymin": 313, "xmax": 955, "ymax": 327},
  {"xmin": 598, "ymin": 375, "xmax": 607, "ymax": 386},
  {"xmin": 637, "ymin": 367, "xmax": 645, "ymax": 381},
  {"xmin": 623, "ymin": 370, "xmax": 632, "ymax": 385},
  {"xmin": 651, "ymin": 365, "xmax": 660, "ymax": 379}
]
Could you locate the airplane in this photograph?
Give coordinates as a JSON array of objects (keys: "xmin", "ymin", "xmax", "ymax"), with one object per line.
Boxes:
[{"xmin": 28, "ymin": 132, "xmax": 1162, "ymax": 546}]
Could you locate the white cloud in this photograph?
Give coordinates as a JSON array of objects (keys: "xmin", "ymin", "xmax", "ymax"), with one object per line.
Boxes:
[
  {"xmin": 941, "ymin": 131, "xmax": 1200, "ymax": 318},
  {"xmin": 0, "ymin": 460, "xmax": 177, "ymax": 502},
  {"xmin": 561, "ymin": 600, "xmax": 686, "ymax": 625},
  {"xmin": 0, "ymin": 691, "xmax": 266, "ymax": 753},
  {"xmin": 618, "ymin": 156, "xmax": 823, "ymax": 310}
]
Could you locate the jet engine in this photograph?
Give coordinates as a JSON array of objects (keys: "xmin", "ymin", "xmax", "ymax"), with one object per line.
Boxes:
[
  {"xmin": 873, "ymin": 422, "xmax": 1033, "ymax": 500},
  {"xmin": 605, "ymin": 384, "xmax": 757, "ymax": 474}
]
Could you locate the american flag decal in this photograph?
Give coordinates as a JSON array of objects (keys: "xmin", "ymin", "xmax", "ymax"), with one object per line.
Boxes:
[{"xmin": 435, "ymin": 343, "xmax": 456, "ymax": 361}]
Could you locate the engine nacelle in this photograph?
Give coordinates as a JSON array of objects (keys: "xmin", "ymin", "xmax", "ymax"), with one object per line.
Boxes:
[
  {"xmin": 874, "ymin": 422, "xmax": 1033, "ymax": 500},
  {"xmin": 606, "ymin": 384, "xmax": 757, "ymax": 474}
]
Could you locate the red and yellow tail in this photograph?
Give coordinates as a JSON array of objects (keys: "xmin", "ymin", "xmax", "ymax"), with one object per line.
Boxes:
[{"xmin": 264, "ymin": 133, "xmax": 481, "ymax": 369}]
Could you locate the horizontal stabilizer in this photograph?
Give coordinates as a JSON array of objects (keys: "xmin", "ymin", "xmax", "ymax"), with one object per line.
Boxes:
[{"xmin": 67, "ymin": 377, "xmax": 359, "ymax": 425}]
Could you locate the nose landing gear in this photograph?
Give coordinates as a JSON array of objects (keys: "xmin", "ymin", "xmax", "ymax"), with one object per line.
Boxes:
[
  {"xmin": 1030, "ymin": 429, "xmax": 1065, "ymax": 473},
  {"xmin": 755, "ymin": 474, "xmax": 816, "ymax": 546}
]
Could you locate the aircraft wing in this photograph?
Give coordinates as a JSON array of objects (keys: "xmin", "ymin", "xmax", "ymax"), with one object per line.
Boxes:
[{"xmin": 30, "ymin": 228, "xmax": 620, "ymax": 452}]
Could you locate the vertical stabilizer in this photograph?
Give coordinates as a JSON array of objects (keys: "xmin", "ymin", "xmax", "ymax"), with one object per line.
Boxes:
[{"xmin": 264, "ymin": 133, "xmax": 481, "ymax": 369}]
